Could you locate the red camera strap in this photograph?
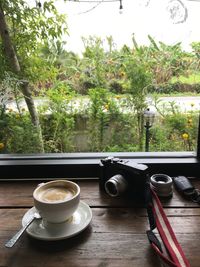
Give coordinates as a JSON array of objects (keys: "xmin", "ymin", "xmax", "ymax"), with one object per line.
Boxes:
[{"xmin": 147, "ymin": 187, "xmax": 191, "ymax": 267}]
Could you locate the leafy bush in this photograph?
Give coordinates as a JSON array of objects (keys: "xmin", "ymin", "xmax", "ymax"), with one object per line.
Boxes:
[
  {"xmin": 0, "ymin": 112, "xmax": 42, "ymax": 153},
  {"xmin": 1, "ymin": 34, "xmax": 200, "ymax": 153}
]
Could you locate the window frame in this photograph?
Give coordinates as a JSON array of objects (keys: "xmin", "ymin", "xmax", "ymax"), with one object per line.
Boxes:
[
  {"xmin": 0, "ymin": 117, "xmax": 199, "ymax": 180},
  {"xmin": 0, "ymin": 151, "xmax": 199, "ymax": 180}
]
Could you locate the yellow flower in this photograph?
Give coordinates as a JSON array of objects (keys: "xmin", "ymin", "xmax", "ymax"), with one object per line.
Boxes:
[
  {"xmin": 16, "ymin": 114, "xmax": 20, "ymax": 119},
  {"xmin": 187, "ymin": 119, "xmax": 192, "ymax": 125},
  {"xmin": 104, "ymin": 104, "xmax": 109, "ymax": 111},
  {"xmin": 119, "ymin": 71, "xmax": 125, "ymax": 77},
  {"xmin": 0, "ymin": 143, "xmax": 5, "ymax": 150},
  {"xmin": 115, "ymin": 95, "xmax": 121, "ymax": 99},
  {"xmin": 182, "ymin": 133, "xmax": 189, "ymax": 140}
]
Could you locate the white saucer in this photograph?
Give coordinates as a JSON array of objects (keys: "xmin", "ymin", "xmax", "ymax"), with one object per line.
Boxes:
[{"xmin": 22, "ymin": 201, "xmax": 92, "ymax": 241}]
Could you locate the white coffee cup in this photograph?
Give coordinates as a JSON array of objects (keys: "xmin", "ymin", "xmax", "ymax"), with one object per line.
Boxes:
[{"xmin": 33, "ymin": 180, "xmax": 80, "ymax": 224}]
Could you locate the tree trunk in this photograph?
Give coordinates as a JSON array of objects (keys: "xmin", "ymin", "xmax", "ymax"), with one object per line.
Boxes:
[{"xmin": 0, "ymin": 4, "xmax": 44, "ymax": 152}]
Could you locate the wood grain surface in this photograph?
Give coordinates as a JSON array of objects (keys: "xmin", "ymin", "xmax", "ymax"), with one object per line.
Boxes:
[{"xmin": 0, "ymin": 178, "xmax": 200, "ymax": 267}]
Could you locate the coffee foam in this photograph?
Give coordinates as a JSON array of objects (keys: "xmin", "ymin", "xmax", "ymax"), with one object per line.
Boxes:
[{"xmin": 38, "ymin": 186, "xmax": 75, "ymax": 203}]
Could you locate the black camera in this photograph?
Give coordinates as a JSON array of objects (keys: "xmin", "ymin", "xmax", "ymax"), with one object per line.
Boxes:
[{"xmin": 99, "ymin": 157, "xmax": 149, "ymax": 200}]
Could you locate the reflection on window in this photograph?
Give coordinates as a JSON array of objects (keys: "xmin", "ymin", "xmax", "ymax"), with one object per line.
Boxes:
[{"xmin": 0, "ymin": 0, "xmax": 199, "ymax": 153}]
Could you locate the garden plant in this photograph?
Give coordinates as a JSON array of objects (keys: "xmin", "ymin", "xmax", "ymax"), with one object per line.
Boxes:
[{"xmin": 0, "ymin": 1, "xmax": 199, "ymax": 153}]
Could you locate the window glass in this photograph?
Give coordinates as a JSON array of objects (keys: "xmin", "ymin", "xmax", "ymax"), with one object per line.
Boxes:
[{"xmin": 0, "ymin": 0, "xmax": 199, "ymax": 154}]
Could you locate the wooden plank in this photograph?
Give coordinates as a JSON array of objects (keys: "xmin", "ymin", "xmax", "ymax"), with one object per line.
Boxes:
[
  {"xmin": 0, "ymin": 208, "xmax": 200, "ymax": 267},
  {"xmin": 1, "ymin": 208, "xmax": 200, "ymax": 234},
  {"xmin": 1, "ymin": 234, "xmax": 199, "ymax": 267},
  {"xmin": 0, "ymin": 180, "xmax": 200, "ymax": 208}
]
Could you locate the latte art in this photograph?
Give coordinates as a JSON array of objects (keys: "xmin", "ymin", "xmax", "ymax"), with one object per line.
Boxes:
[{"xmin": 39, "ymin": 186, "xmax": 75, "ymax": 203}]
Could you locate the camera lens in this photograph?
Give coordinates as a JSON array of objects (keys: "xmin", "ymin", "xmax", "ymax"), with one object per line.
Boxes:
[
  {"xmin": 150, "ymin": 174, "xmax": 173, "ymax": 198},
  {"xmin": 105, "ymin": 174, "xmax": 128, "ymax": 197},
  {"xmin": 105, "ymin": 181, "xmax": 118, "ymax": 196}
]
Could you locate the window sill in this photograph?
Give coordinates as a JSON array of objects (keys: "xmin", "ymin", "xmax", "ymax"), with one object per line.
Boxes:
[{"xmin": 0, "ymin": 152, "xmax": 199, "ymax": 180}]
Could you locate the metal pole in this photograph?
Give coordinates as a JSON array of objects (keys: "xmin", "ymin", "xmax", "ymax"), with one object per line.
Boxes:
[{"xmin": 145, "ymin": 122, "xmax": 150, "ymax": 152}]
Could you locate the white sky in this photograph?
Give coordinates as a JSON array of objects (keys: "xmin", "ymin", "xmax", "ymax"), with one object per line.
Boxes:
[{"xmin": 56, "ymin": 0, "xmax": 200, "ymax": 54}]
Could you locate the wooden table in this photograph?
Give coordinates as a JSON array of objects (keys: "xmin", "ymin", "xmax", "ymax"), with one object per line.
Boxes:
[{"xmin": 1, "ymin": 178, "xmax": 200, "ymax": 267}]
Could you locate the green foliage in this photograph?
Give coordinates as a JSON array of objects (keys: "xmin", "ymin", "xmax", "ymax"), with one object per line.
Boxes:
[
  {"xmin": 87, "ymin": 88, "xmax": 121, "ymax": 151},
  {"xmin": 0, "ymin": 1, "xmax": 69, "ymax": 153},
  {"xmin": 191, "ymin": 42, "xmax": 200, "ymax": 60},
  {"xmin": 132, "ymin": 37, "xmax": 192, "ymax": 88},
  {"xmin": 0, "ymin": 0, "xmax": 67, "ymax": 83},
  {"xmin": 80, "ymin": 36, "xmax": 107, "ymax": 90},
  {"xmin": 1, "ymin": 29, "xmax": 200, "ymax": 153},
  {"xmin": 1, "ymin": 1, "xmax": 67, "ymax": 54},
  {"xmin": 0, "ymin": 111, "xmax": 42, "ymax": 153},
  {"xmin": 41, "ymin": 113, "xmax": 75, "ymax": 153},
  {"xmin": 122, "ymin": 56, "xmax": 151, "ymax": 150},
  {"xmin": 150, "ymin": 112, "xmax": 198, "ymax": 151},
  {"xmin": 124, "ymin": 58, "xmax": 151, "ymax": 101},
  {"xmin": 170, "ymin": 72, "xmax": 200, "ymax": 85},
  {"xmin": 39, "ymin": 82, "xmax": 76, "ymax": 152}
]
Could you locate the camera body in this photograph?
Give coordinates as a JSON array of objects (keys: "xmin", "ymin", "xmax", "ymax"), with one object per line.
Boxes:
[{"xmin": 99, "ymin": 157, "xmax": 149, "ymax": 200}]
